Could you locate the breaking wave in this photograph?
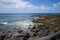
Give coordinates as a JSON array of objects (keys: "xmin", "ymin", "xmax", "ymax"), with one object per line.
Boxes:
[
  {"xmin": 0, "ymin": 22, "xmax": 8, "ymax": 25},
  {"xmin": 0, "ymin": 20, "xmax": 34, "ymax": 29}
]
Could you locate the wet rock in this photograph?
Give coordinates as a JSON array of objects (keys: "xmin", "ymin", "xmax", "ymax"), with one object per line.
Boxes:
[
  {"xmin": 33, "ymin": 33, "xmax": 37, "ymax": 37},
  {"xmin": 23, "ymin": 33, "xmax": 30, "ymax": 40},
  {"xmin": 51, "ymin": 34, "xmax": 60, "ymax": 40},
  {"xmin": 31, "ymin": 16, "xmax": 60, "ymax": 37},
  {"xmin": 0, "ymin": 34, "xmax": 6, "ymax": 40}
]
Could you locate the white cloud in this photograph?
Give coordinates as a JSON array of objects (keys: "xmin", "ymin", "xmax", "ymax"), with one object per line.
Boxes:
[
  {"xmin": 0, "ymin": 0, "xmax": 60, "ymax": 13},
  {"xmin": 1, "ymin": 0, "xmax": 37, "ymax": 9},
  {"xmin": 1, "ymin": 0, "xmax": 52, "ymax": 10},
  {"xmin": 57, "ymin": 2, "xmax": 60, "ymax": 5},
  {"xmin": 53, "ymin": 2, "xmax": 60, "ymax": 12},
  {"xmin": 53, "ymin": 2, "xmax": 60, "ymax": 7},
  {"xmin": 15, "ymin": 1, "xmax": 30, "ymax": 8},
  {"xmin": 53, "ymin": 3, "xmax": 58, "ymax": 7}
]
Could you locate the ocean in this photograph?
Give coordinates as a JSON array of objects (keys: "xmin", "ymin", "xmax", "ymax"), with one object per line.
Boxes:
[{"xmin": 0, "ymin": 13, "xmax": 60, "ymax": 32}]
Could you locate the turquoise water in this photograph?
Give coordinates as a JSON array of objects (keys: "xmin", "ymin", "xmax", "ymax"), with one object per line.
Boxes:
[
  {"xmin": 0, "ymin": 13, "xmax": 60, "ymax": 22},
  {"xmin": 0, "ymin": 14, "xmax": 32, "ymax": 22},
  {"xmin": 0, "ymin": 13, "xmax": 60, "ymax": 32}
]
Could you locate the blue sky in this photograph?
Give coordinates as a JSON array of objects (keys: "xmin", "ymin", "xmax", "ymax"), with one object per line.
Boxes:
[{"xmin": 0, "ymin": 0, "xmax": 60, "ymax": 13}]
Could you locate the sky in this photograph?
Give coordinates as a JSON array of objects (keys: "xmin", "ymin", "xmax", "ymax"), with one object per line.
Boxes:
[{"xmin": 0, "ymin": 0, "xmax": 60, "ymax": 13}]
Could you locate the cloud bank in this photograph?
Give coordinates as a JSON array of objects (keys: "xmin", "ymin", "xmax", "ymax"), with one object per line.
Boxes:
[{"xmin": 0, "ymin": 0, "xmax": 60, "ymax": 13}]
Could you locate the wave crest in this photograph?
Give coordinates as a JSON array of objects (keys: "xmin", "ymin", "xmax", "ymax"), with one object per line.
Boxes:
[{"xmin": 0, "ymin": 20, "xmax": 34, "ymax": 29}]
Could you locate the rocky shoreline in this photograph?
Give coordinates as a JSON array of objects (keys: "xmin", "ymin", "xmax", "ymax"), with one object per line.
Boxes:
[
  {"xmin": 0, "ymin": 15, "xmax": 60, "ymax": 40},
  {"xmin": 31, "ymin": 15, "xmax": 60, "ymax": 36},
  {"xmin": 28, "ymin": 15, "xmax": 60, "ymax": 40}
]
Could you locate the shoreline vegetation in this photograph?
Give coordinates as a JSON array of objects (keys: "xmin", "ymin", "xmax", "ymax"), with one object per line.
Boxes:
[{"xmin": 0, "ymin": 15, "xmax": 60, "ymax": 40}]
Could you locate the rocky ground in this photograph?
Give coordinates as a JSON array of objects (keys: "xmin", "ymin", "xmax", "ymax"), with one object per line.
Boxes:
[
  {"xmin": 31, "ymin": 15, "xmax": 60, "ymax": 37},
  {"xmin": 0, "ymin": 15, "xmax": 60, "ymax": 40}
]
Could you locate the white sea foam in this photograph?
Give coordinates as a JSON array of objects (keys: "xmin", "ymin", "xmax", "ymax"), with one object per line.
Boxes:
[
  {"xmin": 0, "ymin": 22, "xmax": 8, "ymax": 25},
  {"xmin": 10, "ymin": 20, "xmax": 34, "ymax": 37},
  {"xmin": 0, "ymin": 20, "xmax": 34, "ymax": 29},
  {"xmin": 0, "ymin": 20, "xmax": 34, "ymax": 34},
  {"xmin": 13, "ymin": 20, "xmax": 33, "ymax": 29}
]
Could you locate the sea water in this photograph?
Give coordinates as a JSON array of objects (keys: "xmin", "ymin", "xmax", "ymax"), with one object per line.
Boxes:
[
  {"xmin": 0, "ymin": 13, "xmax": 34, "ymax": 32},
  {"xmin": 0, "ymin": 13, "xmax": 60, "ymax": 32}
]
